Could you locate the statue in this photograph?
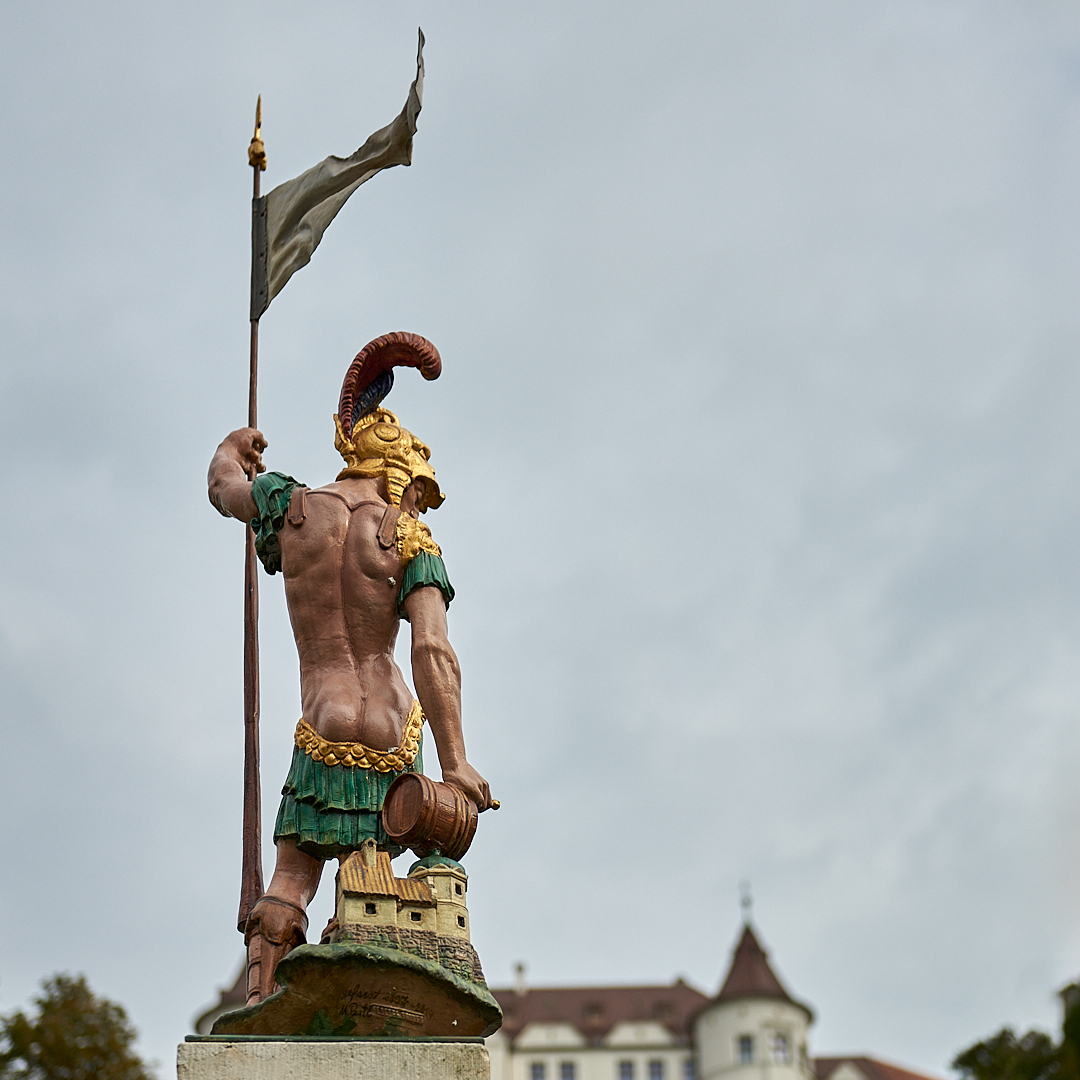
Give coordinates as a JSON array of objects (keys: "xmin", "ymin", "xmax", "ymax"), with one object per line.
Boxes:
[
  {"xmin": 206, "ymin": 333, "xmax": 500, "ymax": 1038},
  {"xmin": 195, "ymin": 35, "xmax": 502, "ymax": 1042}
]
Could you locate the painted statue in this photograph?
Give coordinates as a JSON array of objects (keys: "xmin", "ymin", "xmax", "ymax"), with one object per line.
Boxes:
[{"xmin": 207, "ymin": 333, "xmax": 494, "ymax": 1009}]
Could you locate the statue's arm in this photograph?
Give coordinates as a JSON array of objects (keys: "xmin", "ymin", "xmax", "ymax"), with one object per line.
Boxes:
[
  {"xmin": 207, "ymin": 428, "xmax": 266, "ymax": 520},
  {"xmin": 404, "ymin": 586, "xmax": 492, "ymax": 810}
]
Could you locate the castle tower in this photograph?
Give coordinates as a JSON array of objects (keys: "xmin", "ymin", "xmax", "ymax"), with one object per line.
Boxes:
[
  {"xmin": 412, "ymin": 861, "xmax": 470, "ymax": 940},
  {"xmin": 693, "ymin": 924, "xmax": 815, "ymax": 1080}
]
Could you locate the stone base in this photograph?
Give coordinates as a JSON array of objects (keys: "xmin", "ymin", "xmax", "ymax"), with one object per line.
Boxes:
[{"xmin": 178, "ymin": 1037, "xmax": 489, "ymax": 1079}]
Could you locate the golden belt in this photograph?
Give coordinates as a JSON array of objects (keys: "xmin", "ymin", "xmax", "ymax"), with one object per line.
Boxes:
[{"xmin": 293, "ymin": 701, "xmax": 424, "ymax": 772}]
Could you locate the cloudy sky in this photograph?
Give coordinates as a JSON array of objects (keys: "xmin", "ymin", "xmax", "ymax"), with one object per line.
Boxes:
[{"xmin": 2, "ymin": 0, "xmax": 1079, "ymax": 1074}]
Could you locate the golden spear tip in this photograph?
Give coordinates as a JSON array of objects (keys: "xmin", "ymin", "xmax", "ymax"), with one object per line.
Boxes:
[{"xmin": 248, "ymin": 94, "xmax": 266, "ymax": 171}]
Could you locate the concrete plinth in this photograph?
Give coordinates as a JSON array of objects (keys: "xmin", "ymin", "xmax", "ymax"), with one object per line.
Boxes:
[{"xmin": 178, "ymin": 1036, "xmax": 489, "ymax": 1079}]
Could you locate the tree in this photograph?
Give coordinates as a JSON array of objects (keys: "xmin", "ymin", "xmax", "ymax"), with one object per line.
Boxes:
[
  {"xmin": 952, "ymin": 1028, "xmax": 1062, "ymax": 1080},
  {"xmin": 1062, "ymin": 987, "xmax": 1080, "ymax": 1080},
  {"xmin": 953, "ymin": 990, "xmax": 1080, "ymax": 1080},
  {"xmin": 0, "ymin": 974, "xmax": 154, "ymax": 1080}
]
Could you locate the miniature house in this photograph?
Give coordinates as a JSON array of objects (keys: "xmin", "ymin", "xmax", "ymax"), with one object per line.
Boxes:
[{"xmin": 335, "ymin": 838, "xmax": 470, "ymax": 942}]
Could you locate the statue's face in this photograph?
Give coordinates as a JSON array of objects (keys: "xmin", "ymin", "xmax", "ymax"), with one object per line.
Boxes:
[{"xmin": 406, "ymin": 434, "xmax": 443, "ymax": 512}]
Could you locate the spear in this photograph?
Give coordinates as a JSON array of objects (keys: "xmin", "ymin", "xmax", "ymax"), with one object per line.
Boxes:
[
  {"xmin": 238, "ymin": 97, "xmax": 267, "ymax": 934},
  {"xmin": 231, "ymin": 38, "xmax": 425, "ymax": 936}
]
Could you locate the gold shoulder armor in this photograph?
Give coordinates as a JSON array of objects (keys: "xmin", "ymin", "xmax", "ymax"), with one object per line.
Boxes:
[{"xmin": 395, "ymin": 513, "xmax": 442, "ymax": 565}]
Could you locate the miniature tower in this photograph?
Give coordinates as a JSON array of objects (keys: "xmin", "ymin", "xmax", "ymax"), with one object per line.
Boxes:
[
  {"xmin": 416, "ymin": 861, "xmax": 470, "ymax": 940},
  {"xmin": 692, "ymin": 923, "xmax": 815, "ymax": 1080}
]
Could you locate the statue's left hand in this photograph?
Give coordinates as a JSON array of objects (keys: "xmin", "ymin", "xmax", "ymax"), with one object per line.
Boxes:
[
  {"xmin": 225, "ymin": 427, "xmax": 267, "ymax": 474},
  {"xmin": 442, "ymin": 763, "xmax": 493, "ymax": 812},
  {"xmin": 208, "ymin": 428, "xmax": 268, "ymax": 520}
]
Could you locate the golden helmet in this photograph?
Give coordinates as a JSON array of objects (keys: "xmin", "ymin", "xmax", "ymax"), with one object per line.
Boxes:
[{"xmin": 333, "ymin": 332, "xmax": 444, "ymax": 512}]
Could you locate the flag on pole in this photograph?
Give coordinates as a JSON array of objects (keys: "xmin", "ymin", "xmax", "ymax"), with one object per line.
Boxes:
[{"xmin": 250, "ymin": 30, "xmax": 425, "ymax": 320}]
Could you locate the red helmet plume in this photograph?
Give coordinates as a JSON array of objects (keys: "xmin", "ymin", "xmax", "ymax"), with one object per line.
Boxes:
[{"xmin": 338, "ymin": 332, "xmax": 441, "ymax": 433}]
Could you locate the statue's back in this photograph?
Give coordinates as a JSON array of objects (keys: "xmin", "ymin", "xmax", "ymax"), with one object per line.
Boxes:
[{"xmin": 279, "ymin": 480, "xmax": 414, "ymax": 749}]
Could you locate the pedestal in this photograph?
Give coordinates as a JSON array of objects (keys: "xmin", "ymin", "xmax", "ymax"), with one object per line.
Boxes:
[
  {"xmin": 210, "ymin": 942, "xmax": 500, "ymax": 1039},
  {"xmin": 178, "ymin": 1036, "xmax": 490, "ymax": 1079}
]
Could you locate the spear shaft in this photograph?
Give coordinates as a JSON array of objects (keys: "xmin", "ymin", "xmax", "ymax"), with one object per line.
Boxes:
[{"xmin": 238, "ymin": 99, "xmax": 267, "ymax": 934}]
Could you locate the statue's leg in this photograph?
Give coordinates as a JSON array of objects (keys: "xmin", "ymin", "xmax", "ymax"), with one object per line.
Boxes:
[{"xmin": 245, "ymin": 841, "xmax": 324, "ymax": 1004}]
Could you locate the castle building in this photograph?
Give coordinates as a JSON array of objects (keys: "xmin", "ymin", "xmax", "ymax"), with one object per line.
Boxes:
[
  {"xmin": 336, "ymin": 840, "xmax": 471, "ymax": 942},
  {"xmin": 485, "ymin": 923, "xmax": 940, "ymax": 1080},
  {"xmin": 328, "ymin": 840, "xmax": 486, "ymax": 986}
]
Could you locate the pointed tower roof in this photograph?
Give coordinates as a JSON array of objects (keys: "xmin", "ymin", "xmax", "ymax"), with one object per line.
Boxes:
[{"xmin": 716, "ymin": 925, "xmax": 813, "ymax": 1020}]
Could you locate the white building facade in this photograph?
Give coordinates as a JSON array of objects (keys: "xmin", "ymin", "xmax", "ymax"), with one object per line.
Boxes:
[
  {"xmin": 486, "ymin": 923, "xmax": 937, "ymax": 1080},
  {"xmin": 487, "ymin": 995, "xmax": 701, "ymax": 1080}
]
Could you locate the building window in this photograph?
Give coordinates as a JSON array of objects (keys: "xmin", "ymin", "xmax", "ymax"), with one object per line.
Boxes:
[
  {"xmin": 738, "ymin": 1036, "xmax": 754, "ymax": 1064},
  {"xmin": 410, "ymin": 910, "xmax": 422, "ymax": 922},
  {"xmin": 561, "ymin": 1064, "xmax": 576, "ymax": 1080},
  {"xmin": 531, "ymin": 1064, "xmax": 547, "ymax": 1080},
  {"xmin": 457, "ymin": 915, "xmax": 466, "ymax": 928},
  {"xmin": 619, "ymin": 1062, "xmax": 635, "ymax": 1080},
  {"xmin": 773, "ymin": 1034, "xmax": 791, "ymax": 1064},
  {"xmin": 683, "ymin": 1060, "xmax": 697, "ymax": 1080},
  {"xmin": 364, "ymin": 902, "xmax": 376, "ymax": 915},
  {"xmin": 649, "ymin": 1061, "xmax": 665, "ymax": 1080}
]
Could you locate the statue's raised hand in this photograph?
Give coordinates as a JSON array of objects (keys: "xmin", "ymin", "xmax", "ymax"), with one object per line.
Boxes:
[
  {"xmin": 208, "ymin": 428, "xmax": 268, "ymax": 520},
  {"xmin": 224, "ymin": 427, "xmax": 268, "ymax": 474}
]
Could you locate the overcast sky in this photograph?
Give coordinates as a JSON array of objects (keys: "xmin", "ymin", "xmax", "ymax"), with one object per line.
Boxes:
[{"xmin": 2, "ymin": 1, "xmax": 1079, "ymax": 1075}]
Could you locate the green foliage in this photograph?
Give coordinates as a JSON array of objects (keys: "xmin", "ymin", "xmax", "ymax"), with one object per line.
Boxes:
[
  {"xmin": 952, "ymin": 1028, "xmax": 1062, "ymax": 1080},
  {"xmin": 953, "ymin": 991, "xmax": 1080, "ymax": 1080},
  {"xmin": 1062, "ymin": 990, "xmax": 1080, "ymax": 1080},
  {"xmin": 0, "ymin": 974, "xmax": 154, "ymax": 1080}
]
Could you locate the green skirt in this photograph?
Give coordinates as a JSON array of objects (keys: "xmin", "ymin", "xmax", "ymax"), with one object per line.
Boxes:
[{"xmin": 273, "ymin": 740, "xmax": 422, "ymax": 861}]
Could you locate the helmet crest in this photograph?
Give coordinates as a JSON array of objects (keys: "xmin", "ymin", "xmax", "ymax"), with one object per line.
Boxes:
[{"xmin": 337, "ymin": 332, "xmax": 441, "ymax": 436}]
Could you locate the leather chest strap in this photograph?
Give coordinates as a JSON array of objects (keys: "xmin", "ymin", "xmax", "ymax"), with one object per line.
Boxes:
[
  {"xmin": 377, "ymin": 504, "xmax": 401, "ymax": 550},
  {"xmin": 286, "ymin": 486, "xmax": 307, "ymax": 526}
]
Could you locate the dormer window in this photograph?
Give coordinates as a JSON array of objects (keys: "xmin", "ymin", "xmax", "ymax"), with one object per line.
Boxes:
[
  {"xmin": 738, "ymin": 1036, "xmax": 754, "ymax": 1064},
  {"xmin": 772, "ymin": 1034, "xmax": 791, "ymax": 1064}
]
